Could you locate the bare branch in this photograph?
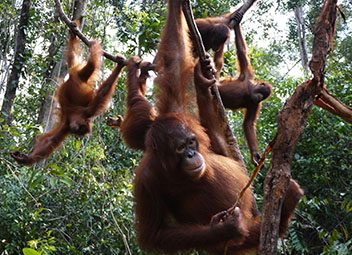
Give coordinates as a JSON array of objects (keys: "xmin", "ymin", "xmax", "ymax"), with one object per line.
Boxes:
[
  {"xmin": 309, "ymin": 0, "xmax": 338, "ymax": 84},
  {"xmin": 235, "ymin": 0, "xmax": 257, "ymax": 15},
  {"xmin": 315, "ymin": 88, "xmax": 352, "ymax": 123},
  {"xmin": 54, "ymin": 0, "xmax": 126, "ymax": 64},
  {"xmin": 228, "ymin": 0, "xmax": 257, "ymax": 27},
  {"xmin": 53, "ymin": 0, "xmax": 155, "ymax": 74}
]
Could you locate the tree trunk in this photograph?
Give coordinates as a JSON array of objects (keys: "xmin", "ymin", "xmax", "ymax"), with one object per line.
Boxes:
[
  {"xmin": 258, "ymin": 81, "xmax": 318, "ymax": 254},
  {"xmin": 36, "ymin": 55, "xmax": 65, "ymax": 131},
  {"xmin": 294, "ymin": 6, "xmax": 309, "ymax": 75},
  {"xmin": 0, "ymin": 0, "xmax": 31, "ymax": 124},
  {"xmin": 0, "ymin": 8, "xmax": 16, "ymax": 94},
  {"xmin": 258, "ymin": 0, "xmax": 338, "ymax": 253},
  {"xmin": 36, "ymin": 14, "xmax": 62, "ymax": 126}
]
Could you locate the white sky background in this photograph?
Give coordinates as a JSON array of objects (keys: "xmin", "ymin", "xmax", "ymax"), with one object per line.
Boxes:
[{"xmin": 230, "ymin": 2, "xmax": 303, "ymax": 78}]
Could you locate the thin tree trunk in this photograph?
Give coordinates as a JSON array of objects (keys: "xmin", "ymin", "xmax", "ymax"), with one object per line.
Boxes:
[
  {"xmin": 37, "ymin": 57, "xmax": 65, "ymax": 131},
  {"xmin": 36, "ymin": 15, "xmax": 62, "ymax": 126},
  {"xmin": 0, "ymin": 17, "xmax": 14, "ymax": 93},
  {"xmin": 294, "ymin": 6, "xmax": 309, "ymax": 75},
  {"xmin": 0, "ymin": 0, "xmax": 31, "ymax": 124},
  {"xmin": 72, "ymin": 0, "xmax": 87, "ymax": 22}
]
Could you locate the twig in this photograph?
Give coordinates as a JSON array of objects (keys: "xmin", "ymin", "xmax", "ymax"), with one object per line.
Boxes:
[
  {"xmin": 227, "ymin": 138, "xmax": 274, "ymax": 214},
  {"xmin": 278, "ymin": 58, "xmax": 302, "ymax": 82},
  {"xmin": 110, "ymin": 205, "xmax": 132, "ymax": 255},
  {"xmin": 4, "ymin": 158, "xmax": 40, "ymax": 206}
]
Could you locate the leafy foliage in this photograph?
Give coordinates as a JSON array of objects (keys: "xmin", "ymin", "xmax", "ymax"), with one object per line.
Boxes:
[{"xmin": 0, "ymin": 0, "xmax": 351, "ymax": 254}]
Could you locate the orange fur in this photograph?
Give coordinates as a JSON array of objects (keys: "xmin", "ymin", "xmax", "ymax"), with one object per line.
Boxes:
[
  {"xmin": 119, "ymin": 2, "xmax": 302, "ymax": 254},
  {"xmin": 11, "ymin": 30, "xmax": 124, "ymax": 165},
  {"xmin": 154, "ymin": 0, "xmax": 195, "ymax": 114}
]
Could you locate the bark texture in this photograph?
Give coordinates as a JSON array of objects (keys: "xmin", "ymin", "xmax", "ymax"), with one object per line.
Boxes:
[
  {"xmin": 1, "ymin": 0, "xmax": 31, "ymax": 124},
  {"xmin": 258, "ymin": 1, "xmax": 338, "ymax": 254},
  {"xmin": 294, "ymin": 6, "xmax": 309, "ymax": 75}
]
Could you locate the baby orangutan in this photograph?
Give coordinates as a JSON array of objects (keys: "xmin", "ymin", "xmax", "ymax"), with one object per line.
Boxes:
[{"xmin": 11, "ymin": 25, "xmax": 124, "ymax": 165}]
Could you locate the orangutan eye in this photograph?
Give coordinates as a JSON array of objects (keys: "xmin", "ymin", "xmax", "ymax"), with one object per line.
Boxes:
[
  {"xmin": 176, "ymin": 144, "xmax": 186, "ymax": 154},
  {"xmin": 189, "ymin": 137, "xmax": 196, "ymax": 147}
]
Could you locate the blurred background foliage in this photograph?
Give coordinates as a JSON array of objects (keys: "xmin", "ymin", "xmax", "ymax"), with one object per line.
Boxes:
[{"xmin": 0, "ymin": 0, "xmax": 351, "ymax": 254}]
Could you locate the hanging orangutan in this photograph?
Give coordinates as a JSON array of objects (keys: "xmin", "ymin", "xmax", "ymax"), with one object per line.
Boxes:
[
  {"xmin": 11, "ymin": 23, "xmax": 124, "ymax": 165},
  {"xmin": 196, "ymin": 9, "xmax": 272, "ymax": 166},
  {"xmin": 119, "ymin": 1, "xmax": 303, "ymax": 254}
]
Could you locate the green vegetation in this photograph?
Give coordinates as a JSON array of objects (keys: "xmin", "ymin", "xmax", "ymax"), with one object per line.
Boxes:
[{"xmin": 0, "ymin": 0, "xmax": 351, "ymax": 254}]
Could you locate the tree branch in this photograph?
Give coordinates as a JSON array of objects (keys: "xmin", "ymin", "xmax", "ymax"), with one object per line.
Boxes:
[
  {"xmin": 182, "ymin": 1, "xmax": 209, "ymax": 70},
  {"xmin": 228, "ymin": 0, "xmax": 257, "ymax": 27},
  {"xmin": 53, "ymin": 0, "xmax": 125, "ymax": 64},
  {"xmin": 309, "ymin": 0, "xmax": 337, "ymax": 85},
  {"xmin": 53, "ymin": 0, "xmax": 155, "ymax": 73},
  {"xmin": 315, "ymin": 87, "xmax": 352, "ymax": 123},
  {"xmin": 259, "ymin": 1, "xmax": 338, "ymax": 254}
]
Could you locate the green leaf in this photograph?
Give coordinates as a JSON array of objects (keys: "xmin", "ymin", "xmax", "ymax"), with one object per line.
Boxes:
[
  {"xmin": 60, "ymin": 176, "xmax": 73, "ymax": 187},
  {"xmin": 48, "ymin": 163, "xmax": 64, "ymax": 176},
  {"xmin": 22, "ymin": 248, "xmax": 41, "ymax": 255}
]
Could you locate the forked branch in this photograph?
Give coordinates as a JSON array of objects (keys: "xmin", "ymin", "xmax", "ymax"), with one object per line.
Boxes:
[
  {"xmin": 309, "ymin": 0, "xmax": 351, "ymax": 122},
  {"xmin": 259, "ymin": 0, "xmax": 338, "ymax": 254}
]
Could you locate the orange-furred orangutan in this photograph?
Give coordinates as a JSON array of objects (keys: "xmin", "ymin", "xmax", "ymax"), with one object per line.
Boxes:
[
  {"xmin": 11, "ymin": 24, "xmax": 124, "ymax": 165},
  {"xmin": 197, "ymin": 10, "xmax": 272, "ymax": 166},
  {"xmin": 120, "ymin": 1, "xmax": 303, "ymax": 254}
]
